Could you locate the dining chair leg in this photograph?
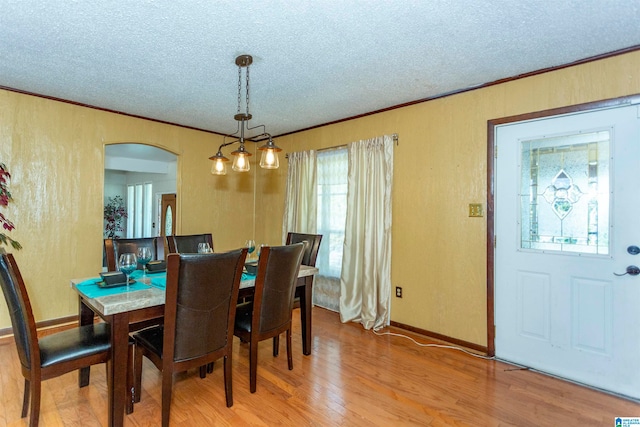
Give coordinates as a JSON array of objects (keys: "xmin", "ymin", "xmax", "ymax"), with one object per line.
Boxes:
[
  {"xmin": 21, "ymin": 378, "xmax": 30, "ymax": 418},
  {"xmin": 199, "ymin": 365, "xmax": 207, "ymax": 378},
  {"xmin": 207, "ymin": 362, "xmax": 214, "ymax": 373},
  {"xmin": 273, "ymin": 335, "xmax": 279, "ymax": 357},
  {"xmin": 286, "ymin": 329, "xmax": 293, "ymax": 370},
  {"xmin": 126, "ymin": 341, "xmax": 134, "ymax": 414},
  {"xmin": 28, "ymin": 379, "xmax": 41, "ymax": 427},
  {"xmin": 161, "ymin": 370, "xmax": 173, "ymax": 427},
  {"xmin": 223, "ymin": 355, "xmax": 233, "ymax": 407},
  {"xmin": 133, "ymin": 346, "xmax": 144, "ymax": 403},
  {"xmin": 249, "ymin": 339, "xmax": 259, "ymax": 393}
]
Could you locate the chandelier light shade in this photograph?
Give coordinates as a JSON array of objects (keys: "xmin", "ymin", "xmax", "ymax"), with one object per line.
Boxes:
[
  {"xmin": 231, "ymin": 143, "xmax": 252, "ymax": 172},
  {"xmin": 209, "ymin": 150, "xmax": 229, "ymax": 175},
  {"xmin": 210, "ymin": 54, "xmax": 282, "ymax": 175},
  {"xmin": 258, "ymin": 137, "xmax": 282, "ymax": 169}
]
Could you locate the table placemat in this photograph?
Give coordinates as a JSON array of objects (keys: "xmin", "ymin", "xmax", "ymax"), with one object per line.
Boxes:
[{"xmin": 75, "ymin": 278, "xmax": 150, "ymax": 298}]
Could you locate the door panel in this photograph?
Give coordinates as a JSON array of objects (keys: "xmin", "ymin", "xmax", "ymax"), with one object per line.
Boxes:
[
  {"xmin": 495, "ymin": 104, "xmax": 640, "ymax": 398},
  {"xmin": 517, "ymin": 271, "xmax": 550, "ymax": 341}
]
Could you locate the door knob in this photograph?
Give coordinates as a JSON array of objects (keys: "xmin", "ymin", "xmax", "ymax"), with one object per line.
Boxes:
[{"xmin": 614, "ymin": 265, "xmax": 640, "ymax": 276}]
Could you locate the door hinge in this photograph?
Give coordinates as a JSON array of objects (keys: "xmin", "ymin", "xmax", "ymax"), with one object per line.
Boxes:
[
  {"xmin": 494, "ymin": 236, "xmax": 497, "ymax": 248},
  {"xmin": 494, "ymin": 146, "xmax": 498, "ymax": 158}
]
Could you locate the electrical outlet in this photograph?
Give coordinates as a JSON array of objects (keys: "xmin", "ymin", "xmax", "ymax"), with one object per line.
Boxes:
[{"xmin": 395, "ymin": 286, "xmax": 402, "ymax": 298}]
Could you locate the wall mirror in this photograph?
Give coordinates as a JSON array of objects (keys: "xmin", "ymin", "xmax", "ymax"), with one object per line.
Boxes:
[{"xmin": 104, "ymin": 143, "xmax": 177, "ymax": 245}]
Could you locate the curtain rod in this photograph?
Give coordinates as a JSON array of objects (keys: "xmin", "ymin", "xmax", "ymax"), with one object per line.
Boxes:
[{"xmin": 286, "ymin": 133, "xmax": 398, "ymax": 159}]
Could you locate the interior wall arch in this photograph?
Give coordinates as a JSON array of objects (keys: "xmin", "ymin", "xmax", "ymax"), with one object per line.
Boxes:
[{"xmin": 103, "ymin": 142, "xmax": 178, "ymax": 245}]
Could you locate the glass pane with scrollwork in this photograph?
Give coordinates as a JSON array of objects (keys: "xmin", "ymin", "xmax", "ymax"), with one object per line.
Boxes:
[
  {"xmin": 520, "ymin": 130, "xmax": 610, "ymax": 255},
  {"xmin": 164, "ymin": 206, "xmax": 173, "ymax": 236}
]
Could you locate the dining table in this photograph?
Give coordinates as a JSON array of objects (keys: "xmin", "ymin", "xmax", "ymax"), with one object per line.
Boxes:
[{"xmin": 70, "ymin": 263, "xmax": 318, "ymax": 427}]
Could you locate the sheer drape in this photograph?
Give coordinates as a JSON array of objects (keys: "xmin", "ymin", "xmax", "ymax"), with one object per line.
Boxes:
[
  {"xmin": 339, "ymin": 135, "xmax": 394, "ymax": 330},
  {"xmin": 282, "ymin": 150, "xmax": 317, "ymax": 242},
  {"xmin": 314, "ymin": 148, "xmax": 348, "ymax": 311},
  {"xmin": 283, "ymin": 135, "xmax": 394, "ymax": 323}
]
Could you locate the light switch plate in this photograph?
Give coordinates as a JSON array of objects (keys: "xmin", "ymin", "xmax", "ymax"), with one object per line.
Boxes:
[{"xmin": 469, "ymin": 203, "xmax": 483, "ymax": 217}]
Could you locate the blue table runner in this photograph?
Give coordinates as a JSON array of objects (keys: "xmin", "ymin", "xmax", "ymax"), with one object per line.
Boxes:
[
  {"xmin": 75, "ymin": 270, "xmax": 166, "ymax": 299},
  {"xmin": 76, "ymin": 269, "xmax": 255, "ymax": 299}
]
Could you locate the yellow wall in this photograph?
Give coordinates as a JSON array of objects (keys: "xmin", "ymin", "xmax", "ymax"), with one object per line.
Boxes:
[
  {"xmin": 1, "ymin": 50, "xmax": 639, "ymax": 347},
  {"xmin": 273, "ymin": 50, "xmax": 640, "ymax": 346},
  {"xmin": 0, "ymin": 91, "xmax": 258, "ymax": 325}
]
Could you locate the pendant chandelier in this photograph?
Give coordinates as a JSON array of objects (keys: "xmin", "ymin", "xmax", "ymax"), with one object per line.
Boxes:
[{"xmin": 209, "ymin": 54, "xmax": 281, "ymax": 175}]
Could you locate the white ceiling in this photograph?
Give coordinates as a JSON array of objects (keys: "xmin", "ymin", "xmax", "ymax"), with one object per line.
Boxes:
[{"xmin": 1, "ymin": 1, "xmax": 639, "ymax": 141}]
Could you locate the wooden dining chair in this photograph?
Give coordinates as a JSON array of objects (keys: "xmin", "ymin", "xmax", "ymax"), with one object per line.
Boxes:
[
  {"xmin": 282, "ymin": 232, "xmax": 323, "ymax": 352},
  {"xmin": 166, "ymin": 233, "xmax": 214, "ymax": 254},
  {"xmin": 104, "ymin": 237, "xmax": 161, "ymax": 271},
  {"xmin": 286, "ymin": 232, "xmax": 323, "ymax": 268},
  {"xmin": 132, "ymin": 248, "xmax": 247, "ymax": 427},
  {"xmin": 234, "ymin": 243, "xmax": 305, "ymax": 393},
  {"xmin": 0, "ymin": 253, "xmax": 117, "ymax": 427}
]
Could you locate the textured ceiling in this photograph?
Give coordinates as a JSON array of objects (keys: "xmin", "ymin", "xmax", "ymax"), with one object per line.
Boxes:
[{"xmin": 1, "ymin": 1, "xmax": 639, "ymax": 139}]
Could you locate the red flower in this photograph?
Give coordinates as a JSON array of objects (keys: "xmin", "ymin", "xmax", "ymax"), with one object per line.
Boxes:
[{"xmin": 0, "ymin": 163, "xmax": 21, "ymax": 250}]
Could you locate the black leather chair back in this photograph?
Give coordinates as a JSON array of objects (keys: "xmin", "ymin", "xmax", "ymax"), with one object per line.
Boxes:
[
  {"xmin": 286, "ymin": 233, "xmax": 322, "ymax": 267},
  {"xmin": 0, "ymin": 253, "xmax": 36, "ymax": 371},
  {"xmin": 167, "ymin": 234, "xmax": 214, "ymax": 254},
  {"xmin": 168, "ymin": 250, "xmax": 244, "ymax": 361},
  {"xmin": 0, "ymin": 253, "xmax": 115, "ymax": 424},
  {"xmin": 255, "ymin": 243, "xmax": 305, "ymax": 334},
  {"xmin": 132, "ymin": 248, "xmax": 246, "ymax": 420},
  {"xmin": 105, "ymin": 237, "xmax": 158, "ymax": 271}
]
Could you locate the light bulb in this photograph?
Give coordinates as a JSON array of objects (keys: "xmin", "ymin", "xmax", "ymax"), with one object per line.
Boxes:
[
  {"xmin": 232, "ymin": 153, "xmax": 250, "ymax": 172},
  {"xmin": 265, "ymin": 150, "xmax": 275, "ymax": 165},
  {"xmin": 211, "ymin": 158, "xmax": 227, "ymax": 175}
]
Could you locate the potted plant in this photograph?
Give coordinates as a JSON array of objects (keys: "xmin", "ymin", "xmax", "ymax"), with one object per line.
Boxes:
[
  {"xmin": 104, "ymin": 195, "xmax": 127, "ymax": 238},
  {"xmin": 0, "ymin": 163, "xmax": 22, "ymax": 252}
]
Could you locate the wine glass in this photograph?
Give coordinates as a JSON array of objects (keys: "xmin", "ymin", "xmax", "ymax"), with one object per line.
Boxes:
[
  {"xmin": 245, "ymin": 240, "xmax": 256, "ymax": 259},
  {"xmin": 118, "ymin": 253, "xmax": 138, "ymax": 287},
  {"xmin": 198, "ymin": 242, "xmax": 212, "ymax": 253},
  {"xmin": 137, "ymin": 247, "xmax": 152, "ymax": 280}
]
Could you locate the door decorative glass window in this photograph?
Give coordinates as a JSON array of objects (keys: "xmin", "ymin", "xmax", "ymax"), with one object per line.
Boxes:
[
  {"xmin": 164, "ymin": 205, "xmax": 173, "ymax": 236},
  {"xmin": 520, "ymin": 130, "xmax": 610, "ymax": 255}
]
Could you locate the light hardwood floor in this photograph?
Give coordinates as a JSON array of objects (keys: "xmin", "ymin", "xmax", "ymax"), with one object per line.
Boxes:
[{"xmin": 0, "ymin": 307, "xmax": 638, "ymax": 426}]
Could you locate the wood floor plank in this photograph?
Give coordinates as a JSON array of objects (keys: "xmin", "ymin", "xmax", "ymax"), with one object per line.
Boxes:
[{"xmin": 0, "ymin": 307, "xmax": 638, "ymax": 426}]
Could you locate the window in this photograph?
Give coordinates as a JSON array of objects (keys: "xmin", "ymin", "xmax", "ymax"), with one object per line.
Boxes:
[
  {"xmin": 126, "ymin": 182, "xmax": 153, "ymax": 238},
  {"xmin": 316, "ymin": 148, "xmax": 348, "ymax": 278},
  {"xmin": 520, "ymin": 130, "xmax": 610, "ymax": 255}
]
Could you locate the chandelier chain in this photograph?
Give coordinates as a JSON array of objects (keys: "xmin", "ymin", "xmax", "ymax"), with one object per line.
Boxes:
[
  {"xmin": 237, "ymin": 65, "xmax": 242, "ymax": 115},
  {"xmin": 245, "ymin": 64, "xmax": 250, "ymax": 116}
]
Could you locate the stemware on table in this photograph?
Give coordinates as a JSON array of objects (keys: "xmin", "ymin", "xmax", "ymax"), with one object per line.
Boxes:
[
  {"xmin": 245, "ymin": 239, "xmax": 256, "ymax": 259},
  {"xmin": 137, "ymin": 247, "xmax": 152, "ymax": 279},
  {"xmin": 118, "ymin": 253, "xmax": 138, "ymax": 287},
  {"xmin": 197, "ymin": 242, "xmax": 212, "ymax": 253}
]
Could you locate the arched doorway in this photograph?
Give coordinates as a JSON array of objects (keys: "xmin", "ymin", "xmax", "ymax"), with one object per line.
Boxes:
[{"xmin": 104, "ymin": 143, "xmax": 177, "ymax": 241}]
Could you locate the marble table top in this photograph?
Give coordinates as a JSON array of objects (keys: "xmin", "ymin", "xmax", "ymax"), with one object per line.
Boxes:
[{"xmin": 71, "ymin": 264, "xmax": 318, "ymax": 316}]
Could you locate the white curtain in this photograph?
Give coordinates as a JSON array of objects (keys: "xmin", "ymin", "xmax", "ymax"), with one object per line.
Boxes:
[
  {"xmin": 282, "ymin": 150, "xmax": 317, "ymax": 242},
  {"xmin": 284, "ymin": 148, "xmax": 345, "ymax": 312},
  {"xmin": 339, "ymin": 135, "xmax": 394, "ymax": 330}
]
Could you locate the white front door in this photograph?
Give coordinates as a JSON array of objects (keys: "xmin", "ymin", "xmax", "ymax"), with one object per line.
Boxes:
[{"xmin": 495, "ymin": 103, "xmax": 640, "ymax": 398}]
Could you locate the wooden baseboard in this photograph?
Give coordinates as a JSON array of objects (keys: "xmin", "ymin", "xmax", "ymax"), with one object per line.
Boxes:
[
  {"xmin": 389, "ymin": 320, "xmax": 488, "ymax": 354},
  {"xmin": 0, "ymin": 315, "xmax": 78, "ymax": 339},
  {"xmin": 0, "ymin": 313, "xmax": 487, "ymax": 356}
]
